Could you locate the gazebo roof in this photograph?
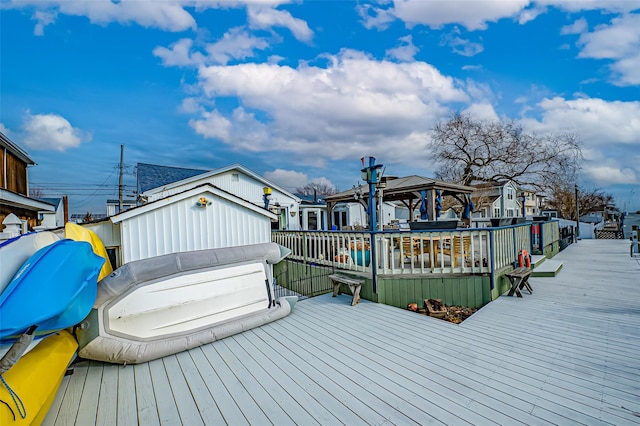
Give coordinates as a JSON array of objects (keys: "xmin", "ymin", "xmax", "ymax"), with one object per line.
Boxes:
[{"xmin": 324, "ymin": 175, "xmax": 475, "ymax": 204}]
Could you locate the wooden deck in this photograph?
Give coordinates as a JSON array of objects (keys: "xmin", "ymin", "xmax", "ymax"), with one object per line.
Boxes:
[{"xmin": 44, "ymin": 240, "xmax": 640, "ymax": 425}]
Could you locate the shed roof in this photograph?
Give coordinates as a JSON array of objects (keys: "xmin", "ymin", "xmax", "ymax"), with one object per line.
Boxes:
[
  {"xmin": 137, "ymin": 163, "xmax": 208, "ymax": 193},
  {"xmin": 111, "ymin": 183, "xmax": 276, "ymax": 224}
]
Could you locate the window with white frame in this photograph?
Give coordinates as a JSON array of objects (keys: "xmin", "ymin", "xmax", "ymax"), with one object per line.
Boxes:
[
  {"xmin": 506, "ymin": 187, "xmax": 514, "ymax": 200},
  {"xmin": 494, "ymin": 207, "xmax": 501, "ymax": 217}
]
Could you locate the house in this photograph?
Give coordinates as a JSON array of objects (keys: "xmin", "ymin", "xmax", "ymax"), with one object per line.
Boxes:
[
  {"xmin": 34, "ymin": 197, "xmax": 67, "ymax": 230},
  {"xmin": 0, "ymin": 131, "xmax": 55, "ymax": 233},
  {"xmin": 110, "ymin": 183, "xmax": 278, "ymax": 264},
  {"xmin": 471, "ymin": 180, "xmax": 523, "ymax": 218},
  {"xmin": 521, "ymin": 189, "xmax": 541, "ymax": 216},
  {"xmin": 106, "ymin": 198, "xmax": 137, "ymax": 216},
  {"xmin": 297, "ymin": 193, "xmax": 328, "ymax": 231},
  {"xmin": 137, "ymin": 163, "xmax": 301, "ymax": 230}
]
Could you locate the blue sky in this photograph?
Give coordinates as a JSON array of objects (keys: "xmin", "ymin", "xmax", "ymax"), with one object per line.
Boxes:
[{"xmin": 1, "ymin": 0, "xmax": 639, "ymax": 214}]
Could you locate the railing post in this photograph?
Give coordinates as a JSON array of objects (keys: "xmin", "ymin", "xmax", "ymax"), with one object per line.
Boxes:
[
  {"xmin": 370, "ymin": 230, "xmax": 378, "ymax": 293},
  {"xmin": 489, "ymin": 229, "xmax": 495, "ymax": 290},
  {"xmin": 540, "ymin": 223, "xmax": 545, "ymax": 256},
  {"xmin": 512, "ymin": 226, "xmax": 518, "ymax": 268}
]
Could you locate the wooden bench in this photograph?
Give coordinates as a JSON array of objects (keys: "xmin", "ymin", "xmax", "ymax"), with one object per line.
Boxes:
[
  {"xmin": 505, "ymin": 267, "xmax": 533, "ymax": 297},
  {"xmin": 329, "ymin": 274, "xmax": 364, "ymax": 306}
]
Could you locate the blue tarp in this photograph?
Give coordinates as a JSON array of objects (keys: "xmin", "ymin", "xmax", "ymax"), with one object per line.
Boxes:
[{"xmin": 419, "ymin": 190, "xmax": 428, "ymax": 220}]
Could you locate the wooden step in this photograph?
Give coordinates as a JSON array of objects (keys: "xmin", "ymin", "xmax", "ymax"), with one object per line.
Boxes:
[
  {"xmin": 530, "ymin": 255, "xmax": 546, "ymax": 269},
  {"xmin": 531, "ymin": 259, "xmax": 563, "ymax": 277}
]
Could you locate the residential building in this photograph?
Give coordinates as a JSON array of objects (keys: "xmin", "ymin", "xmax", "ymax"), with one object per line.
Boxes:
[
  {"xmin": 471, "ymin": 180, "xmax": 523, "ymax": 218},
  {"xmin": 0, "ymin": 132, "xmax": 55, "ymax": 232}
]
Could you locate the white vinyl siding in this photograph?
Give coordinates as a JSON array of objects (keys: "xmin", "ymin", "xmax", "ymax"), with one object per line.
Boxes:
[{"xmin": 119, "ymin": 191, "xmax": 271, "ymax": 263}]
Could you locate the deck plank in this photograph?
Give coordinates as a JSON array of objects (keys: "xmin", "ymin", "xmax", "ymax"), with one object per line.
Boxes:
[
  {"xmin": 161, "ymin": 355, "xmax": 204, "ymax": 425},
  {"xmin": 116, "ymin": 363, "xmax": 138, "ymax": 425},
  {"xmin": 213, "ymin": 340, "xmax": 297, "ymax": 425},
  {"xmin": 49, "ymin": 240, "xmax": 640, "ymax": 425},
  {"xmin": 187, "ymin": 347, "xmax": 249, "ymax": 425},
  {"xmin": 147, "ymin": 358, "xmax": 181, "ymax": 425},
  {"xmin": 74, "ymin": 361, "xmax": 103, "ymax": 425},
  {"xmin": 133, "ymin": 363, "xmax": 160, "ymax": 426},
  {"xmin": 53, "ymin": 360, "xmax": 88, "ymax": 425},
  {"xmin": 41, "ymin": 373, "xmax": 70, "ymax": 426},
  {"xmin": 95, "ymin": 363, "xmax": 118, "ymax": 426},
  {"xmin": 174, "ymin": 351, "xmax": 226, "ymax": 425},
  {"xmin": 199, "ymin": 343, "xmax": 269, "ymax": 425}
]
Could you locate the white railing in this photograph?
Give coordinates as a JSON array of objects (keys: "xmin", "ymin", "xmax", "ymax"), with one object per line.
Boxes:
[
  {"xmin": 273, "ymin": 229, "xmax": 492, "ymax": 275},
  {"xmin": 491, "ymin": 224, "xmax": 531, "ymax": 271}
]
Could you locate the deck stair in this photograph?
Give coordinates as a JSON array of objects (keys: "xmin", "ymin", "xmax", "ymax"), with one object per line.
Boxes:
[
  {"xmin": 531, "ymin": 259, "xmax": 563, "ymax": 277},
  {"xmin": 530, "ymin": 255, "xmax": 547, "ymax": 269}
]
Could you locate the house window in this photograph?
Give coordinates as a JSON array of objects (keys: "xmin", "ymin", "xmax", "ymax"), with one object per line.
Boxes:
[
  {"xmin": 494, "ymin": 207, "xmax": 501, "ymax": 217},
  {"xmin": 506, "ymin": 187, "xmax": 514, "ymax": 200},
  {"xmin": 507, "ymin": 209, "xmax": 514, "ymax": 217},
  {"xmin": 231, "ymin": 173, "xmax": 239, "ymax": 182}
]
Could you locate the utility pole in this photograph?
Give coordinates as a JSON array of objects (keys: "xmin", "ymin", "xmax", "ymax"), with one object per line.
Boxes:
[
  {"xmin": 574, "ymin": 183, "xmax": 580, "ymax": 241},
  {"xmin": 119, "ymin": 144, "xmax": 124, "ymax": 213}
]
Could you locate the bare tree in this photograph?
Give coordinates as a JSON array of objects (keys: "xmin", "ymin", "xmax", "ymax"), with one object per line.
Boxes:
[
  {"xmin": 29, "ymin": 187, "xmax": 44, "ymax": 198},
  {"xmin": 296, "ymin": 182, "xmax": 337, "ymax": 197},
  {"xmin": 546, "ymin": 186, "xmax": 615, "ymax": 220},
  {"xmin": 429, "ymin": 112, "xmax": 583, "ymax": 192}
]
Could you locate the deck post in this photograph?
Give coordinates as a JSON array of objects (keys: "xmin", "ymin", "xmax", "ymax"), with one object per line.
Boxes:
[{"xmin": 489, "ymin": 229, "xmax": 495, "ymax": 290}]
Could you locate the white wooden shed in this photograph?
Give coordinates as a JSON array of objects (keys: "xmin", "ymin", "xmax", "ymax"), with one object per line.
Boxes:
[
  {"xmin": 111, "ymin": 183, "xmax": 276, "ymax": 264},
  {"xmin": 140, "ymin": 163, "xmax": 301, "ymax": 231}
]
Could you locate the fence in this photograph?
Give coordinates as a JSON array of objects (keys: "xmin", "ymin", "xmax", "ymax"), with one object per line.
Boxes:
[{"xmin": 273, "ymin": 222, "xmax": 547, "ymax": 277}]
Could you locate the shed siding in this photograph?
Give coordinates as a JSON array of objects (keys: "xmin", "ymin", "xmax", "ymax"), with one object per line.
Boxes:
[{"xmin": 120, "ymin": 191, "xmax": 271, "ymax": 263}]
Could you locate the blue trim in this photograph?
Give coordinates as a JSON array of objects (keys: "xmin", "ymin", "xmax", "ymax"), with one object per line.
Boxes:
[
  {"xmin": 512, "ymin": 227, "xmax": 518, "ymax": 268},
  {"xmin": 489, "ymin": 230, "xmax": 495, "ymax": 290}
]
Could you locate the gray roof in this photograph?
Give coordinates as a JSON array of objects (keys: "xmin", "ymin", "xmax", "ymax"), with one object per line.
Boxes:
[
  {"xmin": 137, "ymin": 163, "xmax": 208, "ymax": 194},
  {"xmin": 36, "ymin": 197, "xmax": 61, "ymax": 207}
]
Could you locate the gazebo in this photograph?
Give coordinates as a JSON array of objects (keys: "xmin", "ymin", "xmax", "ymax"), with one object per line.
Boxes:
[{"xmin": 324, "ymin": 175, "xmax": 476, "ymax": 230}]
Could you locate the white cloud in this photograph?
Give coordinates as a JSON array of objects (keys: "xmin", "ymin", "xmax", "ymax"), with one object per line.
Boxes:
[
  {"xmin": 263, "ymin": 169, "xmax": 337, "ymax": 193},
  {"xmin": 560, "ymin": 17, "xmax": 588, "ymax": 35},
  {"xmin": 521, "ymin": 96, "xmax": 640, "ymax": 186},
  {"xmin": 585, "ymin": 165, "xmax": 637, "ymax": 185},
  {"xmin": 264, "ymin": 169, "xmax": 309, "ymax": 189},
  {"xmin": 356, "ymin": 3, "xmax": 396, "ymax": 30},
  {"xmin": 0, "ymin": 123, "xmax": 9, "ymax": 135},
  {"xmin": 247, "ymin": 5, "xmax": 313, "ymax": 42},
  {"xmin": 205, "ymin": 27, "xmax": 270, "ymax": 64},
  {"xmin": 8, "ymin": 0, "xmax": 302, "ymax": 35},
  {"xmin": 576, "ymin": 13, "xmax": 640, "ymax": 86},
  {"xmin": 154, "ymin": 38, "xmax": 202, "ymax": 67},
  {"xmin": 522, "ymin": 97, "xmax": 640, "ymax": 146},
  {"xmin": 189, "ymin": 109, "xmax": 232, "ymax": 142},
  {"xmin": 518, "ymin": 5, "xmax": 547, "ymax": 24},
  {"xmin": 154, "ymin": 28, "xmax": 269, "ymax": 67},
  {"xmin": 385, "ymin": 35, "xmax": 418, "ymax": 62},
  {"xmin": 33, "ymin": 10, "xmax": 57, "ymax": 35},
  {"xmin": 462, "ymin": 103, "xmax": 499, "ymax": 121},
  {"xmin": 191, "ymin": 49, "xmax": 470, "ymax": 168},
  {"xmin": 441, "ymin": 30, "xmax": 484, "ymax": 57},
  {"xmin": 33, "ymin": 0, "xmax": 196, "ymax": 32},
  {"xmin": 22, "ymin": 112, "xmax": 91, "ymax": 151},
  {"xmin": 390, "ymin": 0, "xmax": 530, "ymax": 30},
  {"xmin": 360, "ymin": 1, "xmax": 640, "ymax": 32}
]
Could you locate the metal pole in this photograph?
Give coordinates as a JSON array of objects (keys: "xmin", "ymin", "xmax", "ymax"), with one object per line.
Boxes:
[
  {"xmin": 119, "ymin": 144, "xmax": 124, "ymax": 212},
  {"xmin": 574, "ymin": 184, "xmax": 580, "ymax": 241}
]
